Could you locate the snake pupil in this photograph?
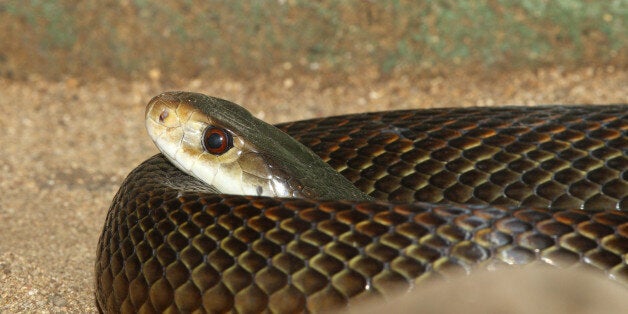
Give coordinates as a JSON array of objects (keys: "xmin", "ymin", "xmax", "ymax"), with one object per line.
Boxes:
[{"xmin": 203, "ymin": 126, "xmax": 233, "ymax": 155}]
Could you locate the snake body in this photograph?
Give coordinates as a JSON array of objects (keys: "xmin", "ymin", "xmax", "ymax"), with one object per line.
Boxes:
[{"xmin": 96, "ymin": 93, "xmax": 627, "ymax": 313}]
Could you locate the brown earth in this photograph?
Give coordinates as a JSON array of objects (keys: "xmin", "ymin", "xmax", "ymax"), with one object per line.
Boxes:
[{"xmin": 0, "ymin": 67, "xmax": 626, "ymax": 313}]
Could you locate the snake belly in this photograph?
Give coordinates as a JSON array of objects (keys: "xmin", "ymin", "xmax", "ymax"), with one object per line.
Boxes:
[{"xmin": 96, "ymin": 104, "xmax": 628, "ymax": 313}]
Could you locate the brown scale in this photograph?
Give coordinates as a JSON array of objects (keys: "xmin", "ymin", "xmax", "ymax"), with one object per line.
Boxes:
[{"xmin": 96, "ymin": 105, "xmax": 628, "ymax": 313}]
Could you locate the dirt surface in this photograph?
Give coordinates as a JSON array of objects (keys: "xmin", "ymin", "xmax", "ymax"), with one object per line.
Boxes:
[{"xmin": 0, "ymin": 67, "xmax": 626, "ymax": 313}]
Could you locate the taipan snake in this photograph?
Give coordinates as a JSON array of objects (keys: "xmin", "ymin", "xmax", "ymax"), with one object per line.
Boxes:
[{"xmin": 95, "ymin": 91, "xmax": 627, "ymax": 313}]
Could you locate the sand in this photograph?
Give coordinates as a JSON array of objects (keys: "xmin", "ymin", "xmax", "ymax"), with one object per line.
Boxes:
[{"xmin": 0, "ymin": 67, "xmax": 626, "ymax": 313}]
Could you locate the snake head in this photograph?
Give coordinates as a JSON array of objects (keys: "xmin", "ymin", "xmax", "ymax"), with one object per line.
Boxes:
[{"xmin": 145, "ymin": 91, "xmax": 371, "ymax": 200}]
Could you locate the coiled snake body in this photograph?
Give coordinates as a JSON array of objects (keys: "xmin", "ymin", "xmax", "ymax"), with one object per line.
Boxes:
[{"xmin": 96, "ymin": 92, "xmax": 627, "ymax": 313}]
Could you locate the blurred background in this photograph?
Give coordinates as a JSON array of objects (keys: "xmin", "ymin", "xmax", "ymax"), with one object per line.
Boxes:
[{"xmin": 1, "ymin": 0, "xmax": 625, "ymax": 82}]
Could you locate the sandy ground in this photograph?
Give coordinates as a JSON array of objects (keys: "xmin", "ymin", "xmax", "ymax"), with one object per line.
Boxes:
[{"xmin": 0, "ymin": 67, "xmax": 626, "ymax": 313}]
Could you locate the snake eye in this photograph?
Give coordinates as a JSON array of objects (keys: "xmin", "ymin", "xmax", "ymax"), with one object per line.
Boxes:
[{"xmin": 202, "ymin": 126, "xmax": 233, "ymax": 155}]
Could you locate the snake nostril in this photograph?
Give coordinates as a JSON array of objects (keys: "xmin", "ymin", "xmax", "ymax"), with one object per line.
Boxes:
[{"xmin": 159, "ymin": 109, "xmax": 169, "ymax": 122}]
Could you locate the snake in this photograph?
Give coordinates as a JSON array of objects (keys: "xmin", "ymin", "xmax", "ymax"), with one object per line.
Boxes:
[{"xmin": 95, "ymin": 91, "xmax": 628, "ymax": 313}]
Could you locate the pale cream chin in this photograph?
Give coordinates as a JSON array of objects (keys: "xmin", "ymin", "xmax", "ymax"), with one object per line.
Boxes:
[
  {"xmin": 157, "ymin": 143, "xmax": 276, "ymax": 197},
  {"xmin": 210, "ymin": 159, "xmax": 274, "ymax": 197},
  {"xmin": 158, "ymin": 141, "xmax": 193, "ymax": 174}
]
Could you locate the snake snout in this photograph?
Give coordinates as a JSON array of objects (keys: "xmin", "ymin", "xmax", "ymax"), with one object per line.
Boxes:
[{"xmin": 145, "ymin": 93, "xmax": 182, "ymax": 129}]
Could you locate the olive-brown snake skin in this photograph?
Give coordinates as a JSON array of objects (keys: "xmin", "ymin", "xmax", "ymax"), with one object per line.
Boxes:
[{"xmin": 96, "ymin": 96, "xmax": 627, "ymax": 313}]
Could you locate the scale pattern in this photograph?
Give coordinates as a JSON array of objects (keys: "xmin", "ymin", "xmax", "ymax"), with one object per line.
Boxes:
[
  {"xmin": 96, "ymin": 105, "xmax": 628, "ymax": 313},
  {"xmin": 279, "ymin": 105, "xmax": 627, "ymax": 209}
]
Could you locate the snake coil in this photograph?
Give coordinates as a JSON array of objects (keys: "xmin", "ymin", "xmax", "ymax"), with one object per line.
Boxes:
[{"xmin": 96, "ymin": 101, "xmax": 627, "ymax": 313}]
